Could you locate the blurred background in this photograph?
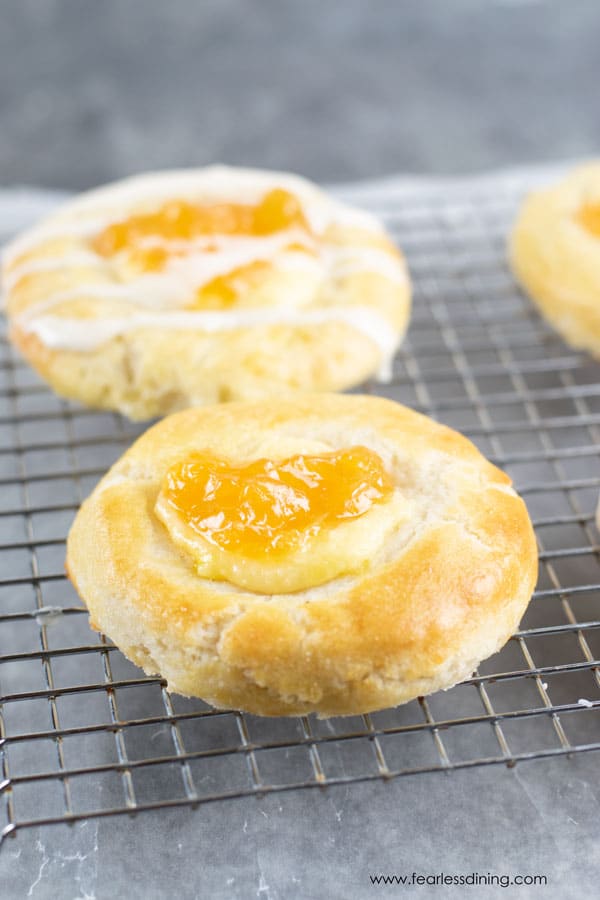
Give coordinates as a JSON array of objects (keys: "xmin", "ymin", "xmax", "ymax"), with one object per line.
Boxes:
[{"xmin": 1, "ymin": 0, "xmax": 599, "ymax": 190}]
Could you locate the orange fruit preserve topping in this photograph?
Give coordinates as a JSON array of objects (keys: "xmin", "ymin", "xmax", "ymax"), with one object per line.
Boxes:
[
  {"xmin": 161, "ymin": 446, "xmax": 394, "ymax": 557},
  {"xmin": 575, "ymin": 203, "xmax": 600, "ymax": 238},
  {"xmin": 91, "ymin": 188, "xmax": 310, "ymax": 269}
]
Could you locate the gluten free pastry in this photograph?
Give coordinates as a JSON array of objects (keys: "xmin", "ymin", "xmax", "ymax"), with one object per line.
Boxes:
[
  {"xmin": 2, "ymin": 167, "xmax": 410, "ymax": 419},
  {"xmin": 510, "ymin": 162, "xmax": 600, "ymax": 355},
  {"xmin": 66, "ymin": 394, "xmax": 537, "ymax": 717}
]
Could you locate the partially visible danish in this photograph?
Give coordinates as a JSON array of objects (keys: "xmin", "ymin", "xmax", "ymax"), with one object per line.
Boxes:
[
  {"xmin": 510, "ymin": 162, "xmax": 600, "ymax": 355},
  {"xmin": 66, "ymin": 394, "xmax": 537, "ymax": 717},
  {"xmin": 3, "ymin": 167, "xmax": 410, "ymax": 419}
]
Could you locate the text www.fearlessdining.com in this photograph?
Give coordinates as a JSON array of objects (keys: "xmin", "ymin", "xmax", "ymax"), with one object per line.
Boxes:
[{"xmin": 369, "ymin": 872, "xmax": 548, "ymax": 888}]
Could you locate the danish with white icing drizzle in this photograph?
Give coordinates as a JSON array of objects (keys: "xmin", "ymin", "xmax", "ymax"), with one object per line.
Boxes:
[{"xmin": 3, "ymin": 166, "xmax": 411, "ymax": 420}]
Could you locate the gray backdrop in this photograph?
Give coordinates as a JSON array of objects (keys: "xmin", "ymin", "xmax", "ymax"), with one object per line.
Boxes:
[{"xmin": 1, "ymin": 0, "xmax": 599, "ymax": 189}]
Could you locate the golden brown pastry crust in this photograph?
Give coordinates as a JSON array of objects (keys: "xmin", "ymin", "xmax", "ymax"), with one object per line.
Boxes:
[
  {"xmin": 66, "ymin": 394, "xmax": 537, "ymax": 717},
  {"xmin": 3, "ymin": 168, "xmax": 411, "ymax": 420},
  {"xmin": 510, "ymin": 162, "xmax": 600, "ymax": 355}
]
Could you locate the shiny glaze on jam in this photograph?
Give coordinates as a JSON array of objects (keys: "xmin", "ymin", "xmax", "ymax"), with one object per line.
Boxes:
[{"xmin": 160, "ymin": 446, "xmax": 394, "ymax": 557}]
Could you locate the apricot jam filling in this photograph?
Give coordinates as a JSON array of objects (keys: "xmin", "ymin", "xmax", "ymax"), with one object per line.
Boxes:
[
  {"xmin": 90, "ymin": 188, "xmax": 313, "ymax": 308},
  {"xmin": 158, "ymin": 446, "xmax": 394, "ymax": 559},
  {"xmin": 575, "ymin": 203, "xmax": 600, "ymax": 238}
]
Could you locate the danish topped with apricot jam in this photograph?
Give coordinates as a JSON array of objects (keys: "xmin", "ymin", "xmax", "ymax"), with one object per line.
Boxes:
[
  {"xmin": 510, "ymin": 161, "xmax": 600, "ymax": 356},
  {"xmin": 3, "ymin": 167, "xmax": 410, "ymax": 419},
  {"xmin": 66, "ymin": 394, "xmax": 537, "ymax": 717}
]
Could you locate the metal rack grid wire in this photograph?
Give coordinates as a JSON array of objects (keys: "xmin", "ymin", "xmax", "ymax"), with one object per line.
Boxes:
[{"xmin": 1, "ymin": 168, "xmax": 600, "ymax": 845}]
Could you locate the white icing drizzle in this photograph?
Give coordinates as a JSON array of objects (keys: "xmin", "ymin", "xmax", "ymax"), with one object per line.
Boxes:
[
  {"xmin": 2, "ymin": 218, "xmax": 114, "ymax": 266},
  {"xmin": 23, "ymin": 306, "xmax": 399, "ymax": 363},
  {"xmin": 2, "ymin": 251, "xmax": 106, "ymax": 292},
  {"xmin": 323, "ymin": 246, "xmax": 407, "ymax": 285},
  {"xmin": 15, "ymin": 232, "xmax": 320, "ymax": 317},
  {"xmin": 12, "ymin": 244, "xmax": 405, "ymax": 324}
]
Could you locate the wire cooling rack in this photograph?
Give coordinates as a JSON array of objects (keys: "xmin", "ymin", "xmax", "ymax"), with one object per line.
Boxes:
[{"xmin": 1, "ymin": 169, "xmax": 600, "ymax": 846}]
